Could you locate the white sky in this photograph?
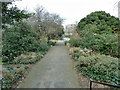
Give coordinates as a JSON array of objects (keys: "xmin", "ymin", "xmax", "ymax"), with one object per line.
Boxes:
[{"xmin": 14, "ymin": 0, "xmax": 119, "ymax": 27}]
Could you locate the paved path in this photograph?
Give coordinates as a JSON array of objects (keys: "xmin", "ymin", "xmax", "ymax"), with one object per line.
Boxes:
[{"xmin": 19, "ymin": 41, "xmax": 80, "ymax": 88}]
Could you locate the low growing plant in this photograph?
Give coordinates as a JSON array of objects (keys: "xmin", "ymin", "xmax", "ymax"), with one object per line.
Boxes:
[
  {"xmin": 10, "ymin": 52, "xmax": 43, "ymax": 64},
  {"xmin": 2, "ymin": 65, "xmax": 29, "ymax": 89},
  {"xmin": 77, "ymin": 54, "xmax": 119, "ymax": 85}
]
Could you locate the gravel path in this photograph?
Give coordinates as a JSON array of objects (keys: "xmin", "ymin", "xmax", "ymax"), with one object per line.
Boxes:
[{"xmin": 19, "ymin": 40, "xmax": 80, "ymax": 88}]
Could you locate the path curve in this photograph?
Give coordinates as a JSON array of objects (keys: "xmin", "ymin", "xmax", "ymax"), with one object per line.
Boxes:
[{"xmin": 19, "ymin": 40, "xmax": 80, "ymax": 88}]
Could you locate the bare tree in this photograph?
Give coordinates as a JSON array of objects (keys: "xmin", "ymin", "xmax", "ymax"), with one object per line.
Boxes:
[
  {"xmin": 34, "ymin": 6, "xmax": 45, "ymax": 22},
  {"xmin": 27, "ymin": 6, "xmax": 64, "ymax": 40}
]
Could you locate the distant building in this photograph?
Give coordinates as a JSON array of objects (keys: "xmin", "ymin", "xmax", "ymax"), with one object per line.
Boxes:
[{"xmin": 64, "ymin": 24, "xmax": 76, "ymax": 36}]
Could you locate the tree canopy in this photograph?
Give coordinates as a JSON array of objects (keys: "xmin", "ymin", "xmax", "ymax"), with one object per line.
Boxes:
[
  {"xmin": 2, "ymin": 2, "xmax": 31, "ymax": 28},
  {"xmin": 27, "ymin": 6, "xmax": 64, "ymax": 40},
  {"xmin": 77, "ymin": 11, "xmax": 120, "ymax": 34}
]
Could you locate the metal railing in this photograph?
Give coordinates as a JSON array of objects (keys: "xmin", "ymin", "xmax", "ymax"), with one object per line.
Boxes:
[{"xmin": 90, "ymin": 78, "xmax": 120, "ymax": 90}]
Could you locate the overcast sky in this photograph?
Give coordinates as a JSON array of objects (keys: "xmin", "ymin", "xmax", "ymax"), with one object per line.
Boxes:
[{"xmin": 14, "ymin": 0, "xmax": 119, "ymax": 26}]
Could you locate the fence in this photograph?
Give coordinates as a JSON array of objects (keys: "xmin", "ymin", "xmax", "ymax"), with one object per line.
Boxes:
[{"xmin": 90, "ymin": 78, "xmax": 120, "ymax": 90}]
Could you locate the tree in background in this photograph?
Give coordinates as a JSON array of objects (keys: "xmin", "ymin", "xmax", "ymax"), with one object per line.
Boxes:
[
  {"xmin": 72, "ymin": 11, "xmax": 120, "ymax": 58},
  {"xmin": 2, "ymin": 2, "xmax": 31, "ymax": 28},
  {"xmin": 77, "ymin": 11, "xmax": 120, "ymax": 34},
  {"xmin": 27, "ymin": 6, "xmax": 64, "ymax": 40}
]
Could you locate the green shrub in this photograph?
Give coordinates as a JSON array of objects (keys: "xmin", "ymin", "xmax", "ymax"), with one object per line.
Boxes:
[
  {"xmin": 30, "ymin": 43, "xmax": 50, "ymax": 52},
  {"xmin": 76, "ymin": 11, "xmax": 119, "ymax": 58},
  {"xmin": 2, "ymin": 21, "xmax": 49, "ymax": 63},
  {"xmin": 70, "ymin": 47, "xmax": 119, "ymax": 85},
  {"xmin": 72, "ymin": 48, "xmax": 91, "ymax": 61},
  {"xmin": 48, "ymin": 41, "xmax": 56, "ymax": 46},
  {"xmin": 78, "ymin": 11, "xmax": 120, "ymax": 34},
  {"xmin": 69, "ymin": 38, "xmax": 80, "ymax": 47},
  {"xmin": 38, "ymin": 43, "xmax": 50, "ymax": 51},
  {"xmin": 77, "ymin": 54, "xmax": 119, "ymax": 85},
  {"xmin": 69, "ymin": 24, "xmax": 118, "ymax": 57}
]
